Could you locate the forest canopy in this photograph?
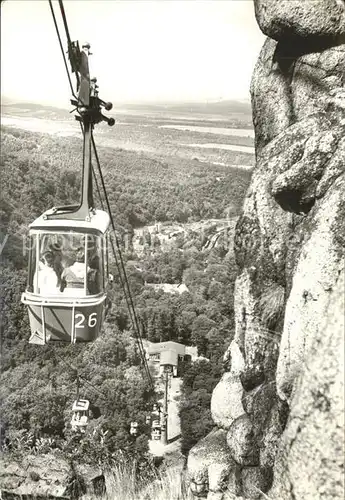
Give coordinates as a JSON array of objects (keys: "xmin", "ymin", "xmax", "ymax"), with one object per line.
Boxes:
[{"xmin": 0, "ymin": 125, "xmax": 250, "ymax": 463}]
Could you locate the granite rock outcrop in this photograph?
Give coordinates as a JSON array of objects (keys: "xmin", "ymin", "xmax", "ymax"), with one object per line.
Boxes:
[{"xmin": 187, "ymin": 1, "xmax": 345, "ymax": 498}]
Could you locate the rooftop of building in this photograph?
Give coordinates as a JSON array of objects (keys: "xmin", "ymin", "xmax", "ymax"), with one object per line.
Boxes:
[
  {"xmin": 147, "ymin": 340, "xmax": 186, "ymax": 355},
  {"xmin": 160, "ymin": 350, "xmax": 178, "ymax": 366},
  {"xmin": 145, "ymin": 283, "xmax": 189, "ymax": 295}
]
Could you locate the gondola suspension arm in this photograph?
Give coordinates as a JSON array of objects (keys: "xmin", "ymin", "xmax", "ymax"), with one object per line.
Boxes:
[{"xmin": 46, "ymin": 6, "xmax": 114, "ymax": 222}]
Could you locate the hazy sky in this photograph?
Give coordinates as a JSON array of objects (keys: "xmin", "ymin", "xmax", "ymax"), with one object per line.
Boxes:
[{"xmin": 1, "ymin": 0, "xmax": 265, "ymax": 107}]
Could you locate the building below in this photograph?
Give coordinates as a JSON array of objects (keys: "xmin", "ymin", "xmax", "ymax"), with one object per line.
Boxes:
[
  {"xmin": 146, "ymin": 340, "xmax": 198, "ymax": 377},
  {"xmin": 145, "ymin": 283, "xmax": 189, "ymax": 295}
]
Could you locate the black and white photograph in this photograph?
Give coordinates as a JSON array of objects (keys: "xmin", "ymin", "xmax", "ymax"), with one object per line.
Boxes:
[{"xmin": 0, "ymin": 1, "xmax": 344, "ymax": 499}]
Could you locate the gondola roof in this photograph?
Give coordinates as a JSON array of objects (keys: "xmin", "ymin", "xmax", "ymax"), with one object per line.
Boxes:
[{"xmin": 29, "ymin": 208, "xmax": 110, "ymax": 234}]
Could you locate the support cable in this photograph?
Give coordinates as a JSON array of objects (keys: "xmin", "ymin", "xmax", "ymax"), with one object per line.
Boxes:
[
  {"xmin": 90, "ymin": 139, "xmax": 146, "ymax": 352},
  {"xmin": 54, "ymin": 351, "xmax": 109, "ymax": 403},
  {"xmin": 91, "ymin": 135, "xmax": 154, "ymax": 390},
  {"xmin": 57, "ymin": 0, "xmax": 80, "ymax": 90},
  {"xmin": 49, "ymin": 0, "xmax": 154, "ymax": 393},
  {"xmin": 48, "ymin": 0, "xmax": 77, "ymax": 99},
  {"xmin": 78, "ymin": 122, "xmax": 104, "ymax": 210}
]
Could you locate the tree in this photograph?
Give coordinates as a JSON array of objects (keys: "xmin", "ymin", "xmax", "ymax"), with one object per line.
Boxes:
[
  {"xmin": 191, "ymin": 315, "xmax": 217, "ymax": 356},
  {"xmin": 0, "ymin": 125, "xmax": 250, "ymax": 465},
  {"xmin": 179, "ymin": 359, "xmax": 222, "ymax": 456}
]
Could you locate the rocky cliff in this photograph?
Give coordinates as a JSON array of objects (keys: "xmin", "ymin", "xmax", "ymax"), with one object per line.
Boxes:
[
  {"xmin": 0, "ymin": 454, "xmax": 106, "ymax": 499},
  {"xmin": 187, "ymin": 1, "xmax": 345, "ymax": 498}
]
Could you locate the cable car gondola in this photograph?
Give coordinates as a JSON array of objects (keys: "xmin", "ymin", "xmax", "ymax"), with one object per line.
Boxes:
[
  {"xmin": 71, "ymin": 399, "xmax": 90, "ymax": 432},
  {"xmin": 130, "ymin": 421, "xmax": 138, "ymax": 436},
  {"xmin": 151, "ymin": 429, "xmax": 161, "ymax": 440},
  {"xmin": 151, "ymin": 420, "xmax": 161, "ymax": 440},
  {"xmin": 21, "ymin": 40, "xmax": 114, "ymax": 344},
  {"xmin": 22, "ymin": 209, "xmax": 111, "ymax": 343}
]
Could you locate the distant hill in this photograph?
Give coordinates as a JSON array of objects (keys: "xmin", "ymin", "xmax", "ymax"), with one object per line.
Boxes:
[
  {"xmin": 1, "ymin": 101, "xmax": 69, "ymax": 120},
  {"xmin": 0, "ymin": 96, "xmax": 15, "ymax": 106},
  {"xmin": 1, "ymin": 97, "xmax": 251, "ymax": 121},
  {"xmin": 114, "ymin": 99, "xmax": 252, "ymax": 116},
  {"xmin": 2, "ymin": 101, "xmax": 66, "ymax": 112}
]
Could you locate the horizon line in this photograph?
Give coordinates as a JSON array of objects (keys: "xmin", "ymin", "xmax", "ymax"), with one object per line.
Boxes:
[{"xmin": 1, "ymin": 94, "xmax": 251, "ymax": 110}]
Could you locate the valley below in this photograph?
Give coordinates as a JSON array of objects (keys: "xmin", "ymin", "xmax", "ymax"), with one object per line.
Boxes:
[
  {"xmin": 1, "ymin": 100, "xmax": 255, "ymax": 171},
  {"xmin": 0, "ymin": 98, "xmax": 253, "ymax": 499}
]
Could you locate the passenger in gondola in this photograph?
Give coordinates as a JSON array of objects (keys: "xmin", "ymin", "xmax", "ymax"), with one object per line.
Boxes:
[
  {"xmin": 48, "ymin": 241, "xmax": 64, "ymax": 286},
  {"xmin": 87, "ymin": 254, "xmax": 101, "ymax": 295},
  {"xmin": 34, "ymin": 251, "xmax": 60, "ymax": 295},
  {"xmin": 60, "ymin": 248, "xmax": 88, "ymax": 294}
]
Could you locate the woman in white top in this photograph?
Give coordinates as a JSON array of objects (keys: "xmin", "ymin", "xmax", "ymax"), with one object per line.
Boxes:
[{"xmin": 34, "ymin": 251, "xmax": 60, "ymax": 295}]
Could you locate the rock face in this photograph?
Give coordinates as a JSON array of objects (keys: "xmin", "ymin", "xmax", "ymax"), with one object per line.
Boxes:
[
  {"xmin": 187, "ymin": 1, "xmax": 345, "ymax": 498},
  {"xmin": 0, "ymin": 454, "xmax": 105, "ymax": 499},
  {"xmin": 254, "ymin": 0, "xmax": 345, "ymax": 41},
  {"xmin": 270, "ymin": 272, "xmax": 345, "ymax": 499},
  {"xmin": 186, "ymin": 428, "xmax": 239, "ymax": 499}
]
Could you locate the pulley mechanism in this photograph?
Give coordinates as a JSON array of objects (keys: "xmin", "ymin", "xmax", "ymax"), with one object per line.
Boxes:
[
  {"xmin": 70, "ymin": 42, "xmax": 115, "ymax": 127},
  {"xmin": 45, "ymin": 40, "xmax": 114, "ymax": 222}
]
